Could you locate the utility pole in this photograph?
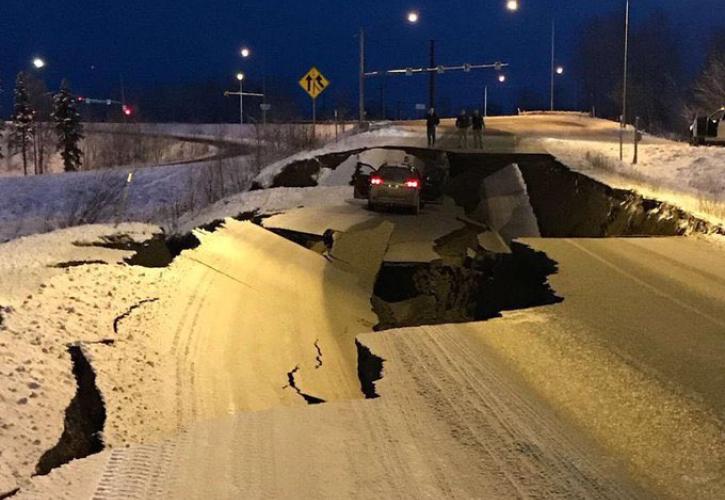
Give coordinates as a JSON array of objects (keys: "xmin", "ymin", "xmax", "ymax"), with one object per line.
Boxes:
[
  {"xmin": 620, "ymin": 0, "xmax": 630, "ymax": 161},
  {"xmin": 428, "ymin": 40, "xmax": 436, "ymax": 110},
  {"xmin": 359, "ymin": 28, "xmax": 366, "ymax": 124},
  {"xmin": 550, "ymin": 18, "xmax": 556, "ymax": 111},
  {"xmin": 239, "ymin": 75, "xmax": 244, "ymax": 144}
]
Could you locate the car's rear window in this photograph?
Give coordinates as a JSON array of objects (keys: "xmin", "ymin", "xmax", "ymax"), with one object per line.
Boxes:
[{"xmin": 378, "ymin": 166, "xmax": 414, "ymax": 182}]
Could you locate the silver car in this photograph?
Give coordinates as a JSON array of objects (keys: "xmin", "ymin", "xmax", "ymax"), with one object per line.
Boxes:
[{"xmin": 368, "ymin": 164, "xmax": 422, "ymax": 214}]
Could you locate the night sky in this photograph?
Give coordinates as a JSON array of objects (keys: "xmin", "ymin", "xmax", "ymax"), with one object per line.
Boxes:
[{"xmin": 2, "ymin": 0, "xmax": 722, "ymax": 118}]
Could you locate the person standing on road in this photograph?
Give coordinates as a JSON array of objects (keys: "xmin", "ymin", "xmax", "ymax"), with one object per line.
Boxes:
[
  {"xmin": 426, "ymin": 108, "xmax": 440, "ymax": 147},
  {"xmin": 456, "ymin": 110, "xmax": 471, "ymax": 149},
  {"xmin": 471, "ymin": 110, "xmax": 485, "ymax": 149}
]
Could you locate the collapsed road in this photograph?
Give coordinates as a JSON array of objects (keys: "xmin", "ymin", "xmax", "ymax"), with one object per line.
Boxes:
[{"xmin": 1, "ymin": 141, "xmax": 724, "ymax": 499}]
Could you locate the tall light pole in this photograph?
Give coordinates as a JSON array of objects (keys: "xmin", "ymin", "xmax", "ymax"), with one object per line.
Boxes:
[
  {"xmin": 620, "ymin": 0, "xmax": 630, "ymax": 161},
  {"xmin": 485, "ymin": 73, "xmax": 507, "ymax": 117},
  {"xmin": 550, "ymin": 19, "xmax": 556, "ymax": 111},
  {"xmin": 236, "ymin": 73, "xmax": 245, "ymax": 143},
  {"xmin": 359, "ymin": 11, "xmax": 419, "ymax": 124}
]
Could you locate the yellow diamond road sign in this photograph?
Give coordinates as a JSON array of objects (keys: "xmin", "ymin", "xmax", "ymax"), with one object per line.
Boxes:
[{"xmin": 299, "ymin": 67, "xmax": 330, "ymax": 100}]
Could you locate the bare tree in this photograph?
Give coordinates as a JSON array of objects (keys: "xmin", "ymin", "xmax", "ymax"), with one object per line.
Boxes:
[{"xmin": 689, "ymin": 32, "xmax": 725, "ymax": 115}]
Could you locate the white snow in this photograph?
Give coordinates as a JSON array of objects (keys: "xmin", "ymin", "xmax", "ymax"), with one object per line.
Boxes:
[
  {"xmin": 541, "ymin": 136, "xmax": 725, "ymax": 226},
  {"xmin": 0, "ymin": 156, "xmax": 256, "ymax": 243},
  {"xmin": 0, "ymin": 225, "xmax": 163, "ymax": 495}
]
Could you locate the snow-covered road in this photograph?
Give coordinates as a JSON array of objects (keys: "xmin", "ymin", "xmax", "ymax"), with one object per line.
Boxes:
[{"xmin": 1, "ymin": 115, "xmax": 724, "ymax": 499}]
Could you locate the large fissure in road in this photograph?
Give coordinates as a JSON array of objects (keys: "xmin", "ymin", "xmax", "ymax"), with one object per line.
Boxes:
[
  {"xmin": 34, "ymin": 346, "xmax": 106, "ymax": 476},
  {"xmin": 446, "ymin": 152, "xmax": 722, "ymax": 238},
  {"xmin": 373, "ymin": 242, "xmax": 563, "ymax": 330}
]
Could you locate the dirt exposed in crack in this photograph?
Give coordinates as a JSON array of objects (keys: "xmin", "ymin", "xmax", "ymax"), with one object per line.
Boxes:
[
  {"xmin": 356, "ymin": 339, "xmax": 384, "ymax": 399},
  {"xmin": 0, "ymin": 488, "xmax": 19, "ymax": 500},
  {"xmin": 313, "ymin": 340, "xmax": 323, "ymax": 369},
  {"xmin": 373, "ymin": 242, "xmax": 562, "ymax": 330},
  {"xmin": 34, "ymin": 346, "xmax": 106, "ymax": 476},
  {"xmin": 113, "ymin": 298, "xmax": 160, "ymax": 334},
  {"xmin": 284, "ymin": 366, "xmax": 326, "ymax": 405},
  {"xmin": 74, "ymin": 234, "xmax": 174, "ymax": 268},
  {"xmin": 0, "ymin": 305, "xmax": 11, "ymax": 329},
  {"xmin": 445, "ymin": 153, "xmax": 723, "ymax": 237},
  {"xmin": 266, "ymin": 228, "xmax": 325, "ymax": 252},
  {"xmin": 50, "ymin": 260, "xmax": 109, "ymax": 269}
]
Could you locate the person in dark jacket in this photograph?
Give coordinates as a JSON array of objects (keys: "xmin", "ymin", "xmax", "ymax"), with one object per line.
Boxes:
[
  {"xmin": 471, "ymin": 110, "xmax": 485, "ymax": 149},
  {"xmin": 426, "ymin": 108, "xmax": 440, "ymax": 147},
  {"xmin": 455, "ymin": 110, "xmax": 471, "ymax": 149}
]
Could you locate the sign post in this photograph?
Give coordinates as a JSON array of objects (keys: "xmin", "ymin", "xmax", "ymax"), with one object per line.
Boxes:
[{"xmin": 299, "ymin": 67, "xmax": 330, "ymax": 141}]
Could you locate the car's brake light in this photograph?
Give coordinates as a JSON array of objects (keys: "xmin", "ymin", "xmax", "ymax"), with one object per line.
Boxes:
[
  {"xmin": 405, "ymin": 179, "xmax": 420, "ymax": 188},
  {"xmin": 370, "ymin": 176, "xmax": 383, "ymax": 185}
]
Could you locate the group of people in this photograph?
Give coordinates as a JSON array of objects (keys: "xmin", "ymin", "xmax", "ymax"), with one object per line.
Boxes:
[{"xmin": 425, "ymin": 108, "xmax": 486, "ymax": 149}]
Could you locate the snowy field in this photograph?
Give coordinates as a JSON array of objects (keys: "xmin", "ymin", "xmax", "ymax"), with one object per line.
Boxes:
[{"xmin": 542, "ymin": 134, "xmax": 725, "ymax": 225}]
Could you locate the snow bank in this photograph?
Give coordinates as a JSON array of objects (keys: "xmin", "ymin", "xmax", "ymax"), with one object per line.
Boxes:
[{"xmin": 543, "ymin": 137, "xmax": 725, "ymax": 226}]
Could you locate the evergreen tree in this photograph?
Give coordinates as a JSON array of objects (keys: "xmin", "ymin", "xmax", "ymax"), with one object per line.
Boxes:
[
  {"xmin": 9, "ymin": 72, "xmax": 36, "ymax": 176},
  {"xmin": 52, "ymin": 80, "xmax": 84, "ymax": 172}
]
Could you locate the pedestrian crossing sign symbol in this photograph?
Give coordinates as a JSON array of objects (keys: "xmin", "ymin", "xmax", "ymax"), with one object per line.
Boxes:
[{"xmin": 299, "ymin": 67, "xmax": 330, "ymax": 100}]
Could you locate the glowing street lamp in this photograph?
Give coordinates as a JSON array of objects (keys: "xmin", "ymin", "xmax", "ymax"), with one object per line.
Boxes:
[
  {"xmin": 407, "ymin": 11, "xmax": 420, "ymax": 24},
  {"xmin": 556, "ymin": 65, "xmax": 564, "ymax": 75},
  {"xmin": 498, "ymin": 74, "xmax": 507, "ymax": 83},
  {"xmin": 32, "ymin": 57, "xmax": 46, "ymax": 69},
  {"xmin": 240, "ymin": 47, "xmax": 251, "ymax": 58},
  {"xmin": 506, "ymin": 1, "xmax": 519, "ymax": 12}
]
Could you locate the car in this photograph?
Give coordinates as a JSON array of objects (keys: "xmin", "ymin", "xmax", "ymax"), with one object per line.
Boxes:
[
  {"xmin": 367, "ymin": 164, "xmax": 422, "ymax": 214},
  {"xmin": 690, "ymin": 107, "xmax": 725, "ymax": 146}
]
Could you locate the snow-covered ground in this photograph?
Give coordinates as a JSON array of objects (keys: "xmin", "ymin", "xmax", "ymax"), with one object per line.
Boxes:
[
  {"xmin": 0, "ymin": 155, "xmax": 256, "ymax": 243},
  {"xmin": 543, "ymin": 135, "xmax": 725, "ymax": 226}
]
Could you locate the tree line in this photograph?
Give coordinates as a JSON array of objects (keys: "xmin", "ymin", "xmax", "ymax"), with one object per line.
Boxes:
[
  {"xmin": 1, "ymin": 72, "xmax": 84, "ymax": 175},
  {"xmin": 575, "ymin": 10, "xmax": 724, "ymax": 134}
]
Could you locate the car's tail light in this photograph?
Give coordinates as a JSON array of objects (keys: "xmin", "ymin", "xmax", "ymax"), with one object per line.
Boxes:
[
  {"xmin": 370, "ymin": 176, "xmax": 383, "ymax": 185},
  {"xmin": 405, "ymin": 179, "xmax": 420, "ymax": 188}
]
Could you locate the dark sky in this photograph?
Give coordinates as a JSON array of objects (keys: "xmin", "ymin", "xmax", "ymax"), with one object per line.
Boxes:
[{"xmin": 1, "ymin": 0, "xmax": 722, "ymax": 118}]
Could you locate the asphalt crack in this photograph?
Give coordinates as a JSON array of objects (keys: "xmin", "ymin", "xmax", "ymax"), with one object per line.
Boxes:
[
  {"xmin": 34, "ymin": 346, "xmax": 106, "ymax": 476},
  {"xmin": 356, "ymin": 339, "xmax": 384, "ymax": 399},
  {"xmin": 49, "ymin": 260, "xmax": 108, "ymax": 269},
  {"xmin": 113, "ymin": 298, "xmax": 160, "ymax": 335},
  {"xmin": 283, "ymin": 366, "xmax": 326, "ymax": 405},
  {"xmin": 313, "ymin": 340, "xmax": 323, "ymax": 369}
]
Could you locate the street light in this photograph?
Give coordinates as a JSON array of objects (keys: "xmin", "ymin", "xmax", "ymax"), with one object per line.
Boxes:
[
  {"xmin": 506, "ymin": 1, "xmax": 519, "ymax": 12},
  {"xmin": 485, "ymin": 74, "xmax": 507, "ymax": 117},
  {"xmin": 32, "ymin": 57, "xmax": 46, "ymax": 69},
  {"xmin": 407, "ymin": 11, "xmax": 420, "ymax": 24},
  {"xmin": 236, "ymin": 73, "xmax": 245, "ymax": 130},
  {"xmin": 240, "ymin": 47, "xmax": 251, "ymax": 58},
  {"xmin": 556, "ymin": 66, "xmax": 564, "ymax": 75},
  {"xmin": 620, "ymin": 0, "xmax": 630, "ymax": 161}
]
